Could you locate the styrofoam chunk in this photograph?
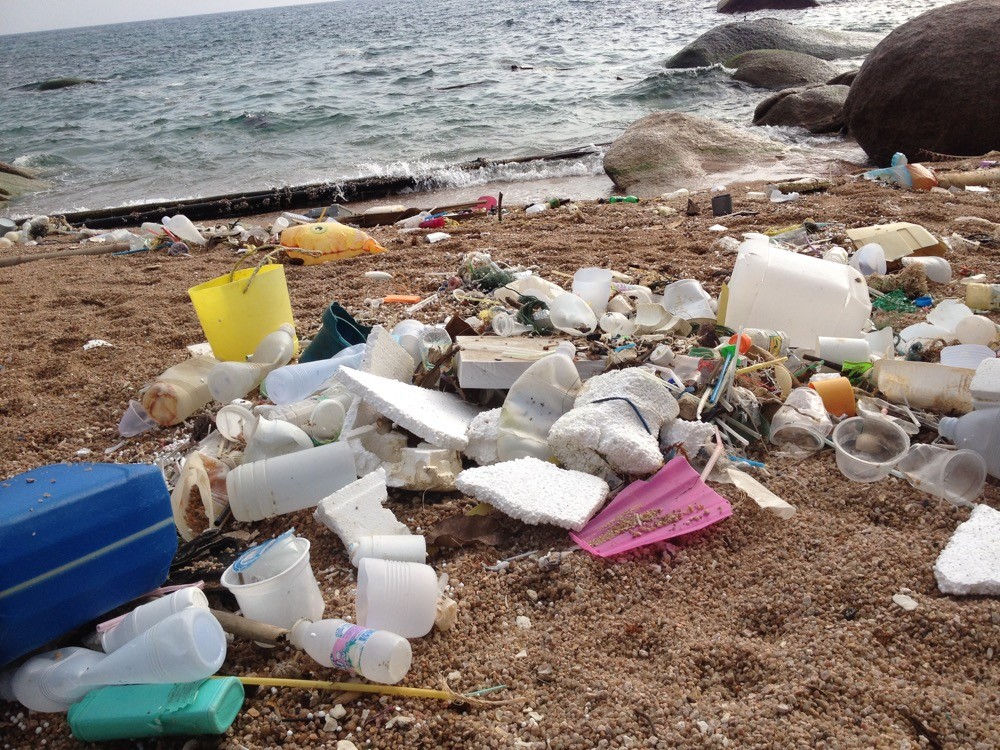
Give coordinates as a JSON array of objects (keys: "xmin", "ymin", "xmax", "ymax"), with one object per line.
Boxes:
[
  {"xmin": 314, "ymin": 468, "xmax": 410, "ymax": 552},
  {"xmin": 334, "ymin": 368, "xmax": 480, "ymax": 450},
  {"xmin": 455, "ymin": 457, "xmax": 610, "ymax": 530},
  {"xmin": 934, "ymin": 504, "xmax": 1000, "ymax": 596},
  {"xmin": 340, "ymin": 326, "xmax": 416, "ymax": 437},
  {"xmin": 465, "ymin": 408, "xmax": 502, "ymax": 466}
]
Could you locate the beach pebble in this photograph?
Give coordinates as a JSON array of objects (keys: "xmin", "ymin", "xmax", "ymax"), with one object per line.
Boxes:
[
  {"xmin": 336, "ymin": 740, "xmax": 358, "ymax": 749},
  {"xmin": 330, "ymin": 704, "xmax": 347, "ymax": 720},
  {"xmin": 892, "ymin": 593, "xmax": 918, "ymax": 611},
  {"xmin": 364, "ymin": 271, "xmax": 392, "ymax": 281},
  {"xmin": 516, "ymin": 615, "xmax": 532, "ymax": 630},
  {"xmin": 526, "ymin": 589, "xmax": 538, "ymax": 602}
]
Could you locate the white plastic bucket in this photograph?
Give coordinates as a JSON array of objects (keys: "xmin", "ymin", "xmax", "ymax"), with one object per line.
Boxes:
[
  {"xmin": 572, "ymin": 268, "xmax": 613, "ymax": 316},
  {"xmin": 355, "ymin": 559, "xmax": 439, "ymax": 638}
]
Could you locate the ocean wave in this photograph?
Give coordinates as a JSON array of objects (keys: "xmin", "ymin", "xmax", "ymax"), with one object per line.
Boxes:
[
  {"xmin": 11, "ymin": 153, "xmax": 74, "ymax": 172},
  {"xmin": 351, "ymin": 151, "xmax": 607, "ymax": 191}
]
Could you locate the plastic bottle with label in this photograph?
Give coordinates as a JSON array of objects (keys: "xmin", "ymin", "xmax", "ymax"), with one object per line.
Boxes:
[
  {"xmin": 938, "ymin": 408, "xmax": 1000, "ymax": 479},
  {"xmin": 289, "ymin": 618, "xmax": 411, "ymax": 684},
  {"xmin": 496, "ymin": 341, "xmax": 581, "ymax": 462},
  {"xmin": 142, "ymin": 356, "xmax": 220, "ymax": 426}
]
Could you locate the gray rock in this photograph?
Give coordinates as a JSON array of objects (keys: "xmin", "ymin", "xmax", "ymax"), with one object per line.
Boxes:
[
  {"xmin": 730, "ymin": 50, "xmax": 839, "ymax": 89},
  {"xmin": 843, "ymin": 0, "xmax": 1000, "ymax": 166},
  {"xmin": 0, "ymin": 161, "xmax": 44, "ymax": 207},
  {"xmin": 15, "ymin": 77, "xmax": 100, "ymax": 92},
  {"xmin": 666, "ymin": 18, "xmax": 881, "ymax": 69},
  {"xmin": 753, "ymin": 84, "xmax": 849, "ymax": 133},
  {"xmin": 826, "ymin": 69, "xmax": 859, "ymax": 87},
  {"xmin": 603, "ymin": 111, "xmax": 781, "ymax": 197},
  {"xmin": 718, "ymin": 0, "xmax": 818, "ymax": 13}
]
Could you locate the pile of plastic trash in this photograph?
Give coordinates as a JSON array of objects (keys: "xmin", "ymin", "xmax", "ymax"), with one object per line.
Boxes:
[{"xmin": 3, "ymin": 203, "xmax": 1000, "ymax": 743}]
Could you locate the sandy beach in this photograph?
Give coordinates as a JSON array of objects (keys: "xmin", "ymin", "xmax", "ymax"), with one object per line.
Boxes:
[{"xmin": 2, "ymin": 168, "xmax": 1000, "ymax": 750}]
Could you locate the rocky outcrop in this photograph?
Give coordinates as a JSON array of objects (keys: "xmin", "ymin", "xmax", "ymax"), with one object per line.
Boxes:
[
  {"xmin": 730, "ymin": 50, "xmax": 839, "ymax": 89},
  {"xmin": 14, "ymin": 77, "xmax": 99, "ymax": 92},
  {"xmin": 718, "ymin": 0, "xmax": 818, "ymax": 13},
  {"xmin": 826, "ymin": 70, "xmax": 858, "ymax": 87},
  {"xmin": 753, "ymin": 84, "xmax": 849, "ymax": 133},
  {"xmin": 666, "ymin": 18, "xmax": 881, "ymax": 69},
  {"xmin": 843, "ymin": 0, "xmax": 1000, "ymax": 165},
  {"xmin": 0, "ymin": 162, "xmax": 43, "ymax": 207},
  {"xmin": 603, "ymin": 111, "xmax": 781, "ymax": 197}
]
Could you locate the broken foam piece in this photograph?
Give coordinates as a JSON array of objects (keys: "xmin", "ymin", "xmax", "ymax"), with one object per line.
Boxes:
[
  {"xmin": 314, "ymin": 468, "xmax": 410, "ymax": 552},
  {"xmin": 934, "ymin": 504, "xmax": 1000, "ymax": 596},
  {"xmin": 455, "ymin": 458, "xmax": 609, "ymax": 530},
  {"xmin": 334, "ymin": 367, "xmax": 480, "ymax": 450},
  {"xmin": 464, "ymin": 408, "xmax": 501, "ymax": 466}
]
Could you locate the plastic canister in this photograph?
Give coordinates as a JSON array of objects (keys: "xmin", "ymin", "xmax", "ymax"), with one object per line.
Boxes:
[
  {"xmin": 965, "ymin": 283, "xmax": 1000, "ymax": 311},
  {"xmin": 723, "ymin": 235, "xmax": 871, "ymax": 349},
  {"xmin": 871, "ymin": 359, "xmax": 975, "ymax": 414},
  {"xmin": 67, "ymin": 677, "xmax": 244, "ymax": 741},
  {"xmin": 142, "ymin": 356, "xmax": 219, "ymax": 426},
  {"xmin": 497, "ymin": 341, "xmax": 582, "ymax": 462},
  {"xmin": 0, "ymin": 463, "xmax": 177, "ymax": 667}
]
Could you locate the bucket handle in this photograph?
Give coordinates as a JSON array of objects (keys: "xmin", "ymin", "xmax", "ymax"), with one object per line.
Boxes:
[{"xmin": 228, "ymin": 246, "xmax": 279, "ymax": 294}]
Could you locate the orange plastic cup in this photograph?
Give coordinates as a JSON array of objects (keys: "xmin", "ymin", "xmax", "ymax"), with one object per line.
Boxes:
[{"xmin": 809, "ymin": 376, "xmax": 856, "ymax": 418}]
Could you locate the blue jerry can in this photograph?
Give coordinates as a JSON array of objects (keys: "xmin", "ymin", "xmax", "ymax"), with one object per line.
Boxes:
[{"xmin": 0, "ymin": 463, "xmax": 178, "ymax": 666}]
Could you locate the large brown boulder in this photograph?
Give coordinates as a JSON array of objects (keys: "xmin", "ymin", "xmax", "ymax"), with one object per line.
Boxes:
[
  {"xmin": 730, "ymin": 50, "xmax": 840, "ymax": 89},
  {"xmin": 843, "ymin": 0, "xmax": 1000, "ymax": 165},
  {"xmin": 718, "ymin": 0, "xmax": 817, "ymax": 13},
  {"xmin": 753, "ymin": 84, "xmax": 850, "ymax": 133},
  {"xmin": 666, "ymin": 18, "xmax": 881, "ymax": 68},
  {"xmin": 603, "ymin": 111, "xmax": 781, "ymax": 197}
]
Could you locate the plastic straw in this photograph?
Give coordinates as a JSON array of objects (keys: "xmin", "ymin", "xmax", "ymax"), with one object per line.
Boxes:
[
  {"xmin": 735, "ymin": 356, "xmax": 789, "ymax": 375},
  {"xmin": 224, "ymin": 676, "xmax": 453, "ymax": 700}
]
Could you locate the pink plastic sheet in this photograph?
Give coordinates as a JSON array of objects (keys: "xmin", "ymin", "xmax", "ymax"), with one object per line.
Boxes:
[{"xmin": 570, "ymin": 456, "xmax": 732, "ymax": 557}]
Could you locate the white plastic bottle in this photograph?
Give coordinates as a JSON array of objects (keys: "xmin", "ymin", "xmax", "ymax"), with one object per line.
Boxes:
[
  {"xmin": 142, "ymin": 355, "xmax": 220, "ymax": 426},
  {"xmin": 208, "ymin": 324, "xmax": 296, "ymax": 403},
  {"xmin": 101, "ymin": 587, "xmax": 209, "ymax": 653},
  {"xmin": 264, "ymin": 343, "xmax": 365, "ymax": 405},
  {"xmin": 2, "ymin": 608, "xmax": 227, "ymax": 712},
  {"xmin": 496, "ymin": 341, "xmax": 581, "ymax": 462},
  {"xmin": 938, "ymin": 408, "xmax": 1000, "ymax": 479},
  {"xmin": 289, "ymin": 618, "xmax": 411, "ymax": 684}
]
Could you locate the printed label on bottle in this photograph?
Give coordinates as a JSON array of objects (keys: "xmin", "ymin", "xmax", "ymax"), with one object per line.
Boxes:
[{"xmin": 330, "ymin": 623, "xmax": 374, "ymax": 672}]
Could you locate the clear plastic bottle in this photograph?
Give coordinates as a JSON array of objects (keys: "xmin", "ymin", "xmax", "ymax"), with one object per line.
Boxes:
[
  {"xmin": 496, "ymin": 341, "xmax": 581, "ymax": 462},
  {"xmin": 263, "ymin": 343, "xmax": 364, "ymax": 405},
  {"xmin": 101, "ymin": 587, "xmax": 209, "ymax": 653},
  {"xmin": 208, "ymin": 324, "xmax": 296, "ymax": 403},
  {"xmin": 289, "ymin": 618, "xmax": 411, "ymax": 684},
  {"xmin": 938, "ymin": 408, "xmax": 1000, "ymax": 479},
  {"xmin": 142, "ymin": 355, "xmax": 219, "ymax": 426}
]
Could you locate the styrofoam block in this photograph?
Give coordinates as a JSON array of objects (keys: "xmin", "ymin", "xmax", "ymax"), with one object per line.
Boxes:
[
  {"xmin": 387, "ymin": 444, "xmax": 463, "ymax": 490},
  {"xmin": 340, "ymin": 326, "xmax": 416, "ymax": 437},
  {"xmin": 334, "ymin": 367, "xmax": 480, "ymax": 450},
  {"xmin": 314, "ymin": 468, "xmax": 410, "ymax": 552},
  {"xmin": 934, "ymin": 504, "xmax": 1000, "ymax": 596},
  {"xmin": 549, "ymin": 369, "xmax": 679, "ymax": 477},
  {"xmin": 455, "ymin": 457, "xmax": 609, "ymax": 530},
  {"xmin": 661, "ymin": 419, "xmax": 716, "ymax": 456},
  {"xmin": 970, "ymin": 358, "xmax": 1000, "ymax": 402},
  {"xmin": 465, "ymin": 408, "xmax": 501, "ymax": 466}
]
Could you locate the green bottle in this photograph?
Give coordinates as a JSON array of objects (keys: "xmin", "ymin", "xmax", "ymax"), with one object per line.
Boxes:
[
  {"xmin": 608, "ymin": 196, "xmax": 639, "ymax": 203},
  {"xmin": 67, "ymin": 678, "xmax": 244, "ymax": 742}
]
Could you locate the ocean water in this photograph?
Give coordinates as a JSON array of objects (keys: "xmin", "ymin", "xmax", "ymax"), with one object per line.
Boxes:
[{"xmin": 0, "ymin": 0, "xmax": 958, "ymax": 215}]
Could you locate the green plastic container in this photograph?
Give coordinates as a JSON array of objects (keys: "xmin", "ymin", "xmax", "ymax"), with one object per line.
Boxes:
[{"xmin": 67, "ymin": 678, "xmax": 244, "ymax": 741}]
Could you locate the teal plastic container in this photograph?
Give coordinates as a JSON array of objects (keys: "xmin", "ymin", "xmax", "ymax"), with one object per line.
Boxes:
[
  {"xmin": 0, "ymin": 462, "xmax": 177, "ymax": 666},
  {"xmin": 68, "ymin": 678, "xmax": 245, "ymax": 741}
]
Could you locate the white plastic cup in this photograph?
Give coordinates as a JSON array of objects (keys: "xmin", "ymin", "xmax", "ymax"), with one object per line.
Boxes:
[
  {"xmin": 896, "ymin": 444, "xmax": 986, "ymax": 507},
  {"xmin": 848, "ymin": 243, "xmax": 887, "ymax": 276},
  {"xmin": 491, "ymin": 311, "xmax": 532, "ymax": 337},
  {"xmin": 770, "ymin": 387, "xmax": 832, "ymax": 452},
  {"xmin": 599, "ymin": 312, "xmax": 637, "ymax": 336},
  {"xmin": 356, "ymin": 559, "xmax": 439, "ymax": 638},
  {"xmin": 350, "ymin": 535, "xmax": 428, "ymax": 567},
  {"xmin": 242, "ymin": 418, "xmax": 313, "ymax": 463},
  {"xmin": 118, "ymin": 399, "xmax": 159, "ymax": 437},
  {"xmin": 226, "ymin": 440, "xmax": 357, "ymax": 521},
  {"xmin": 216, "ymin": 403, "xmax": 258, "ymax": 442},
  {"xmin": 101, "ymin": 588, "xmax": 209, "ymax": 653},
  {"xmin": 572, "ymin": 268, "xmax": 613, "ymax": 316},
  {"xmin": 831, "ymin": 415, "xmax": 910, "ymax": 483},
  {"xmin": 221, "ymin": 535, "xmax": 325, "ymax": 632},
  {"xmin": 660, "ymin": 279, "xmax": 715, "ymax": 322},
  {"xmin": 940, "ymin": 344, "xmax": 995, "ymax": 370}
]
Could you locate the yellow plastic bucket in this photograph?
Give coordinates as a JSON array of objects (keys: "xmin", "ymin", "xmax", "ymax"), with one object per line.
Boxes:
[{"xmin": 188, "ymin": 264, "xmax": 296, "ymax": 362}]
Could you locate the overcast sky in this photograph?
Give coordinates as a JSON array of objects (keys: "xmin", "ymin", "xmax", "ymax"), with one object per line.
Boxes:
[{"xmin": 0, "ymin": 0, "xmax": 328, "ymax": 35}]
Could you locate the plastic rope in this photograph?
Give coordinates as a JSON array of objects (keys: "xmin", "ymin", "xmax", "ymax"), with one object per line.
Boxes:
[{"xmin": 590, "ymin": 396, "xmax": 651, "ymax": 434}]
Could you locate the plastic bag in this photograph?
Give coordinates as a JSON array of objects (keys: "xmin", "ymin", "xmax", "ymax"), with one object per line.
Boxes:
[{"xmin": 280, "ymin": 221, "xmax": 385, "ymax": 265}]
